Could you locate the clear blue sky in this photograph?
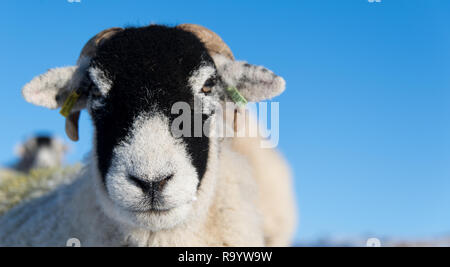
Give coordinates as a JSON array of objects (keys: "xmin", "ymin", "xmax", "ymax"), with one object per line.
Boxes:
[{"xmin": 1, "ymin": 0, "xmax": 449, "ymax": 243}]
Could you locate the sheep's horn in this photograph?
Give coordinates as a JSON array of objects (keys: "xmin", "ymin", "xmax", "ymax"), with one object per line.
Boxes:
[
  {"xmin": 177, "ymin": 24, "xmax": 234, "ymax": 61},
  {"xmin": 78, "ymin": 27, "xmax": 124, "ymax": 62}
]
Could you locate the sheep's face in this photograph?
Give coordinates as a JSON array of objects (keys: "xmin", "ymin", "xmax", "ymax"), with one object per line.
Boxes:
[
  {"xmin": 85, "ymin": 26, "xmax": 219, "ymax": 230},
  {"xmin": 22, "ymin": 24, "xmax": 286, "ymax": 231}
]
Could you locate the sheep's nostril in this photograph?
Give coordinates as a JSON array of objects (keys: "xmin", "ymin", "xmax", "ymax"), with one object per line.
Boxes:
[
  {"xmin": 128, "ymin": 174, "xmax": 173, "ymax": 193},
  {"xmin": 128, "ymin": 175, "xmax": 152, "ymax": 192},
  {"xmin": 154, "ymin": 174, "xmax": 174, "ymax": 191},
  {"xmin": 128, "ymin": 174, "xmax": 174, "ymax": 209}
]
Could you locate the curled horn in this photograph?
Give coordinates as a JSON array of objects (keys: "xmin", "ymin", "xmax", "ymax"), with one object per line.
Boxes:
[
  {"xmin": 66, "ymin": 27, "xmax": 123, "ymax": 141},
  {"xmin": 78, "ymin": 27, "xmax": 124, "ymax": 62},
  {"xmin": 177, "ymin": 24, "xmax": 234, "ymax": 61}
]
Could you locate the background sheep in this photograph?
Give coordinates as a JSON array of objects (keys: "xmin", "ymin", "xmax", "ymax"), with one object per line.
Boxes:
[
  {"xmin": 13, "ymin": 135, "xmax": 68, "ymax": 173},
  {"xmin": 0, "ymin": 135, "xmax": 68, "ymax": 177},
  {"xmin": 0, "ymin": 24, "xmax": 296, "ymax": 246},
  {"xmin": 0, "ymin": 135, "xmax": 75, "ymax": 216}
]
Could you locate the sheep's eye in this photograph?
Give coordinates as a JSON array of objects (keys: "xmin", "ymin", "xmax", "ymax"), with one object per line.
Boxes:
[
  {"xmin": 79, "ymin": 75, "xmax": 101, "ymax": 98},
  {"xmin": 201, "ymin": 86, "xmax": 212, "ymax": 94},
  {"xmin": 202, "ymin": 77, "xmax": 216, "ymax": 94},
  {"xmin": 89, "ymin": 85, "xmax": 102, "ymax": 98}
]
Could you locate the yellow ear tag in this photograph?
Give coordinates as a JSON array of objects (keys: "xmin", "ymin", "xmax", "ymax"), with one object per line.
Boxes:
[
  {"xmin": 59, "ymin": 91, "xmax": 80, "ymax": 118},
  {"xmin": 226, "ymin": 86, "xmax": 247, "ymax": 107}
]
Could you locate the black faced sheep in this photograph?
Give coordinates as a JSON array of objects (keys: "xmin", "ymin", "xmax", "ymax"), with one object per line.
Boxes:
[{"xmin": 0, "ymin": 24, "xmax": 296, "ymax": 246}]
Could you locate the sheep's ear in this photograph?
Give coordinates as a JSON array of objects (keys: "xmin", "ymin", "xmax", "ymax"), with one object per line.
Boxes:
[
  {"xmin": 22, "ymin": 66, "xmax": 86, "ymax": 142},
  {"xmin": 22, "ymin": 66, "xmax": 78, "ymax": 109},
  {"xmin": 213, "ymin": 55, "xmax": 286, "ymax": 102}
]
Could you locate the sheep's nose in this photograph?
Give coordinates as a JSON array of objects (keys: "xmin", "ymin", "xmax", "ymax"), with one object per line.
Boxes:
[{"xmin": 128, "ymin": 174, "xmax": 174, "ymax": 194}]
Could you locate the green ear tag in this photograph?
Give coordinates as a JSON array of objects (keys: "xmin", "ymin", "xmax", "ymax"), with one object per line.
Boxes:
[
  {"xmin": 59, "ymin": 91, "xmax": 80, "ymax": 118},
  {"xmin": 226, "ymin": 86, "xmax": 247, "ymax": 107}
]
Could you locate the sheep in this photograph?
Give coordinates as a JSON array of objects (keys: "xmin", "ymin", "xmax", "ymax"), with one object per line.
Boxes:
[
  {"xmin": 0, "ymin": 135, "xmax": 67, "ymax": 177},
  {"xmin": 0, "ymin": 134, "xmax": 68, "ymax": 183},
  {"xmin": 12, "ymin": 135, "xmax": 68, "ymax": 173},
  {"xmin": 0, "ymin": 24, "xmax": 296, "ymax": 246},
  {"xmin": 1, "ymin": 134, "xmax": 67, "ymax": 193},
  {"xmin": 0, "ymin": 135, "xmax": 73, "ymax": 216}
]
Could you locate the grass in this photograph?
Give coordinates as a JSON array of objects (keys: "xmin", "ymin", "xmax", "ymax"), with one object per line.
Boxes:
[{"xmin": 0, "ymin": 165, "xmax": 81, "ymax": 216}]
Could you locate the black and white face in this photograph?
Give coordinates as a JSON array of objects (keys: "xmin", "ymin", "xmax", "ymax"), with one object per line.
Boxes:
[
  {"xmin": 86, "ymin": 26, "xmax": 220, "ymax": 230},
  {"xmin": 21, "ymin": 24, "xmax": 286, "ymax": 231}
]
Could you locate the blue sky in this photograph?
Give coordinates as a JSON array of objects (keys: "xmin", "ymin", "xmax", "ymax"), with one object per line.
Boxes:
[{"xmin": 1, "ymin": 0, "xmax": 449, "ymax": 243}]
